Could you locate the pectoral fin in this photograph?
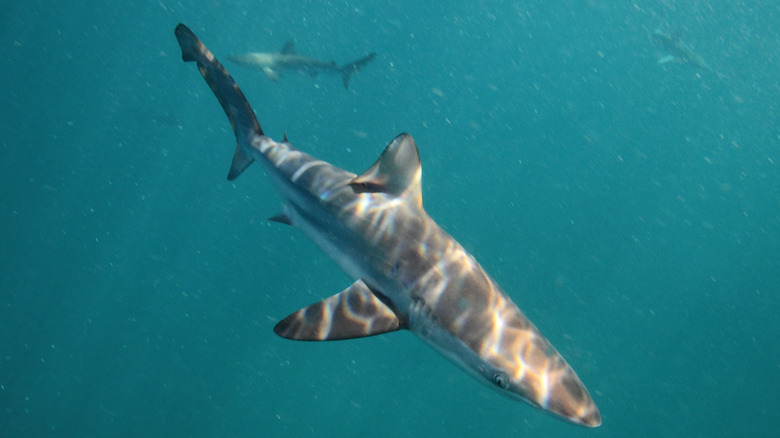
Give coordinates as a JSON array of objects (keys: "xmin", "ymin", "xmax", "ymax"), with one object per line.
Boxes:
[
  {"xmin": 274, "ymin": 280, "xmax": 402, "ymax": 341},
  {"xmin": 263, "ymin": 67, "xmax": 279, "ymax": 82}
]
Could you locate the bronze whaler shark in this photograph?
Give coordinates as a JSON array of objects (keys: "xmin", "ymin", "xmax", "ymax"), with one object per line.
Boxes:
[
  {"xmin": 227, "ymin": 39, "xmax": 376, "ymax": 89},
  {"xmin": 653, "ymin": 29, "xmax": 711, "ymax": 70},
  {"xmin": 174, "ymin": 23, "xmax": 600, "ymax": 427}
]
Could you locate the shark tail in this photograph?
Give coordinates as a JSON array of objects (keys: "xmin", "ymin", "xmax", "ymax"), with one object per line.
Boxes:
[
  {"xmin": 174, "ymin": 24, "xmax": 262, "ymax": 180},
  {"xmin": 340, "ymin": 52, "xmax": 377, "ymax": 89}
]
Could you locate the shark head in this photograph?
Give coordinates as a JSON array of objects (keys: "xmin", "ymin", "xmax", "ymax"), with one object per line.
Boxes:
[
  {"xmin": 453, "ymin": 293, "xmax": 602, "ymax": 427},
  {"xmin": 480, "ymin": 335, "xmax": 602, "ymax": 427},
  {"xmin": 412, "ymin": 268, "xmax": 601, "ymax": 427}
]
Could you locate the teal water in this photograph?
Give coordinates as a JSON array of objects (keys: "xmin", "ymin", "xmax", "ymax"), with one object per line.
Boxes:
[{"xmin": 1, "ymin": 1, "xmax": 778, "ymax": 436}]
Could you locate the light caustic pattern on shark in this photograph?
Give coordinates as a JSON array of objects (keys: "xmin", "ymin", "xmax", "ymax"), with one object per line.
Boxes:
[{"xmin": 174, "ymin": 23, "xmax": 600, "ymax": 427}]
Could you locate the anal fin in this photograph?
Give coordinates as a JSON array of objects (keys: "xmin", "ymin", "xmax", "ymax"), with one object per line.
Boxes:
[{"xmin": 274, "ymin": 280, "xmax": 401, "ymax": 341}]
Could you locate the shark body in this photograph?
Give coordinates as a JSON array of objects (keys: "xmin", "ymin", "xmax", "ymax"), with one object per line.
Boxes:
[
  {"xmin": 174, "ymin": 24, "xmax": 600, "ymax": 427},
  {"xmin": 653, "ymin": 29, "xmax": 711, "ymax": 70},
  {"xmin": 227, "ymin": 40, "xmax": 376, "ymax": 89}
]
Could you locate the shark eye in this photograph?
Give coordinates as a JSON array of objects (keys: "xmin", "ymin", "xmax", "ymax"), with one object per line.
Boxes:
[{"xmin": 493, "ymin": 372, "xmax": 509, "ymax": 389}]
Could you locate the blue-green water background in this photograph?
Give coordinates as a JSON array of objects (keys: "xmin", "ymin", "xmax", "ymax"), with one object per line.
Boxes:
[{"xmin": 1, "ymin": 1, "xmax": 778, "ymax": 436}]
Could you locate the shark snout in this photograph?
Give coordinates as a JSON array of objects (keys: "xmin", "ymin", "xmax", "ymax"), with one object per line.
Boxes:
[{"xmin": 546, "ymin": 373, "xmax": 601, "ymax": 427}]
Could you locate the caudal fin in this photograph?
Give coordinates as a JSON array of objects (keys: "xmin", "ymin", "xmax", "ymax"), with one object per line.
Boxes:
[
  {"xmin": 174, "ymin": 24, "xmax": 262, "ymax": 180},
  {"xmin": 340, "ymin": 52, "xmax": 377, "ymax": 89}
]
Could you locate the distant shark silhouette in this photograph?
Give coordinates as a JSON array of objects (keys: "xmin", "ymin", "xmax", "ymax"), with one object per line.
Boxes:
[
  {"xmin": 653, "ymin": 29, "xmax": 711, "ymax": 70},
  {"xmin": 175, "ymin": 23, "xmax": 600, "ymax": 427},
  {"xmin": 227, "ymin": 40, "xmax": 376, "ymax": 89}
]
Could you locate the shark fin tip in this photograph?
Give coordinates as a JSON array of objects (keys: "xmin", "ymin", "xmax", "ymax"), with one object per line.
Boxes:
[{"xmin": 174, "ymin": 24, "xmax": 201, "ymax": 62}]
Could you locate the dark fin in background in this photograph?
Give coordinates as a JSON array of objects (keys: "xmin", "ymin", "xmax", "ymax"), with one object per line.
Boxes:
[
  {"xmin": 269, "ymin": 211, "xmax": 292, "ymax": 225},
  {"xmin": 174, "ymin": 24, "xmax": 262, "ymax": 180},
  {"xmin": 341, "ymin": 52, "xmax": 377, "ymax": 89},
  {"xmin": 274, "ymin": 280, "xmax": 402, "ymax": 341},
  {"xmin": 280, "ymin": 40, "xmax": 296, "ymax": 55},
  {"xmin": 350, "ymin": 134, "xmax": 423, "ymax": 207}
]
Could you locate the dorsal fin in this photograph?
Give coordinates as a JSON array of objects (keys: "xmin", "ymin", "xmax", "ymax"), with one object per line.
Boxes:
[
  {"xmin": 280, "ymin": 40, "xmax": 295, "ymax": 55},
  {"xmin": 350, "ymin": 134, "xmax": 423, "ymax": 207}
]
